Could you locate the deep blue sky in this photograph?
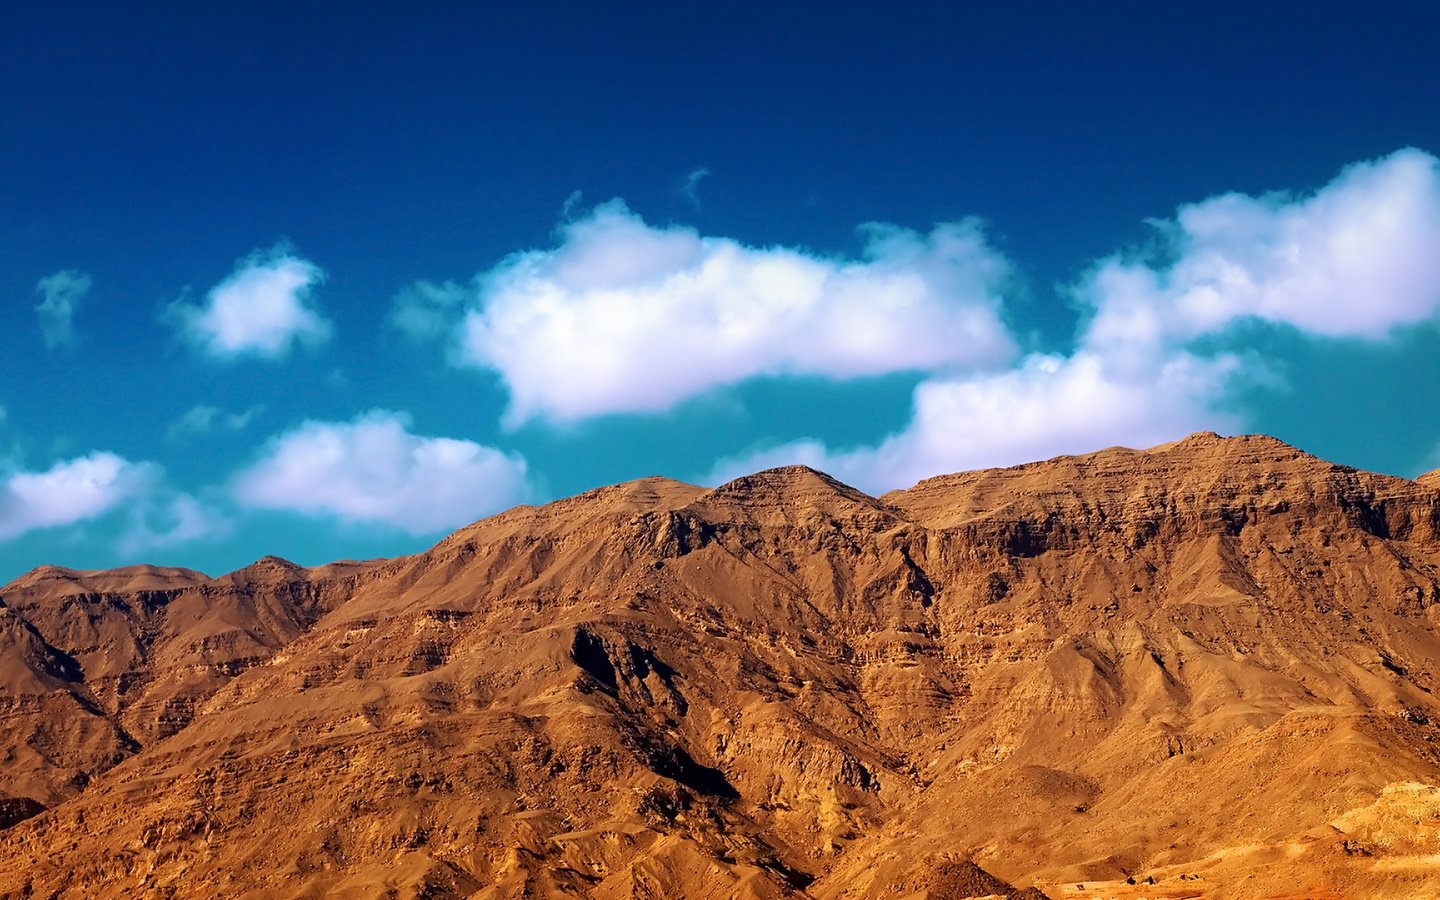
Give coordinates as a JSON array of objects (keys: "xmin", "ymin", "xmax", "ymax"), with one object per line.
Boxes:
[{"xmin": 4, "ymin": 2, "xmax": 1440, "ymax": 580}]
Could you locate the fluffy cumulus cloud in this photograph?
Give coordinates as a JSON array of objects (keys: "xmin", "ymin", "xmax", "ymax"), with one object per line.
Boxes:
[
  {"xmin": 1080, "ymin": 147, "xmax": 1440, "ymax": 356},
  {"xmin": 711, "ymin": 149, "xmax": 1440, "ymax": 490},
  {"xmin": 34, "ymin": 269, "xmax": 92, "ymax": 349},
  {"xmin": 0, "ymin": 452, "xmax": 157, "ymax": 540},
  {"xmin": 170, "ymin": 246, "xmax": 331, "ymax": 359},
  {"xmin": 231, "ymin": 410, "xmax": 529, "ymax": 533},
  {"xmin": 401, "ymin": 200, "xmax": 1017, "ymax": 426},
  {"xmin": 0, "ymin": 447, "xmax": 226, "ymax": 550}
]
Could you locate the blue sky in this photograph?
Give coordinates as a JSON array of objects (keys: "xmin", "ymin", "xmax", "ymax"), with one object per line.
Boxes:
[{"xmin": 4, "ymin": 2, "xmax": 1440, "ymax": 580}]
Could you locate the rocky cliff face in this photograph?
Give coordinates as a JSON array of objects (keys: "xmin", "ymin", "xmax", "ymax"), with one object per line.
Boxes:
[{"xmin": 4, "ymin": 433, "xmax": 1440, "ymax": 898}]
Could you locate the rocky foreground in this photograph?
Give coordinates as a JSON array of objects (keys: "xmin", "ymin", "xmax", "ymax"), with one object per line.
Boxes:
[{"xmin": 6, "ymin": 433, "xmax": 1440, "ymax": 898}]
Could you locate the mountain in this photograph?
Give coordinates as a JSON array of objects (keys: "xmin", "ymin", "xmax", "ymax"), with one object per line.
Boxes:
[{"xmin": 4, "ymin": 433, "xmax": 1440, "ymax": 898}]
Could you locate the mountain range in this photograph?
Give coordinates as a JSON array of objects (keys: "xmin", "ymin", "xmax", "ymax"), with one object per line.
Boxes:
[{"xmin": 5, "ymin": 433, "xmax": 1440, "ymax": 898}]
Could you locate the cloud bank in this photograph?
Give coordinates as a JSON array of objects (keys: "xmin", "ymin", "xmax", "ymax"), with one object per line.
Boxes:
[
  {"xmin": 400, "ymin": 200, "xmax": 1017, "ymax": 426},
  {"xmin": 170, "ymin": 246, "xmax": 331, "ymax": 359},
  {"xmin": 34, "ymin": 269, "xmax": 91, "ymax": 349},
  {"xmin": 231, "ymin": 410, "xmax": 529, "ymax": 533},
  {"xmin": 12, "ymin": 149, "xmax": 1439, "ymax": 562},
  {"xmin": 710, "ymin": 149, "xmax": 1440, "ymax": 491}
]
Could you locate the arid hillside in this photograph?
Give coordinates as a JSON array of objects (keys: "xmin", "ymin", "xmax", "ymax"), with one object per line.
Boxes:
[{"xmin": 5, "ymin": 433, "xmax": 1440, "ymax": 898}]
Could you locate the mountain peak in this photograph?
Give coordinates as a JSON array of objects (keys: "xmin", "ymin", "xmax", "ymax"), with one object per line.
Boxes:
[
  {"xmin": 708, "ymin": 463, "xmax": 851, "ymax": 494},
  {"xmin": 215, "ymin": 555, "xmax": 311, "ymax": 588},
  {"xmin": 702, "ymin": 464, "xmax": 894, "ymax": 521}
]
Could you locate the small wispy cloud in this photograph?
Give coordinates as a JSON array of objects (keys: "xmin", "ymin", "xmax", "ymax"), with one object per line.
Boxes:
[
  {"xmin": 389, "ymin": 280, "xmax": 467, "ymax": 345},
  {"xmin": 34, "ymin": 269, "xmax": 92, "ymax": 350},
  {"xmin": 168, "ymin": 245, "xmax": 331, "ymax": 360},
  {"xmin": 166, "ymin": 404, "xmax": 264, "ymax": 442},
  {"xmin": 119, "ymin": 492, "xmax": 231, "ymax": 555},
  {"xmin": 561, "ymin": 189, "xmax": 585, "ymax": 220},
  {"xmin": 680, "ymin": 167, "xmax": 710, "ymax": 208}
]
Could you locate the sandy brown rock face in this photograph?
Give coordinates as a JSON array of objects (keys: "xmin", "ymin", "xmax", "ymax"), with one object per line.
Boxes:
[
  {"xmin": 0, "ymin": 558, "xmax": 379, "ymax": 814},
  {"xmin": 4, "ymin": 434, "xmax": 1440, "ymax": 897}
]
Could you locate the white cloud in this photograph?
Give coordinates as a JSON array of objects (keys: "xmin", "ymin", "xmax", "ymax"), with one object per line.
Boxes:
[
  {"xmin": 231, "ymin": 410, "xmax": 529, "ymax": 533},
  {"xmin": 710, "ymin": 149, "xmax": 1440, "ymax": 491},
  {"xmin": 0, "ymin": 448, "xmax": 226, "ymax": 551},
  {"xmin": 0, "ymin": 453, "xmax": 157, "ymax": 540},
  {"xmin": 425, "ymin": 200, "xmax": 1016, "ymax": 426},
  {"xmin": 1080, "ymin": 147, "xmax": 1440, "ymax": 355},
  {"xmin": 170, "ymin": 246, "xmax": 331, "ymax": 359},
  {"xmin": 34, "ymin": 269, "xmax": 91, "ymax": 349},
  {"xmin": 166, "ymin": 404, "xmax": 264, "ymax": 441}
]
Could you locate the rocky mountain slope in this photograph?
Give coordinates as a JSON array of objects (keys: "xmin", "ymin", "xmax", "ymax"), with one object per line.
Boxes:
[{"xmin": 5, "ymin": 433, "xmax": 1440, "ymax": 898}]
